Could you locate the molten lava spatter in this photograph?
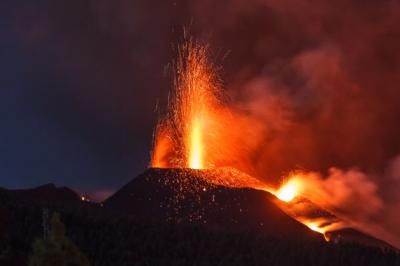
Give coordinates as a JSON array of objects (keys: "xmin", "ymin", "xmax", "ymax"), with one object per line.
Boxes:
[{"xmin": 151, "ymin": 39, "xmax": 221, "ymax": 169}]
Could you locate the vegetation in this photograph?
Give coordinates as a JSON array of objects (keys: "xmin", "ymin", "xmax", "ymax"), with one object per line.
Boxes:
[{"xmin": 29, "ymin": 213, "xmax": 90, "ymax": 266}]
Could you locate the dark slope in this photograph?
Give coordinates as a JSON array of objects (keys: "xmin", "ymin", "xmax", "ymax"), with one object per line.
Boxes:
[
  {"xmin": 104, "ymin": 168, "xmax": 397, "ymax": 250},
  {"xmin": 104, "ymin": 168, "xmax": 320, "ymax": 240},
  {"xmin": 0, "ymin": 184, "xmax": 80, "ymax": 204},
  {"xmin": 281, "ymin": 196, "xmax": 396, "ymax": 249}
]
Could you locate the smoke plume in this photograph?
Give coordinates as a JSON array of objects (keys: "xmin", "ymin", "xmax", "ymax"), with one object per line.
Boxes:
[{"xmin": 187, "ymin": 0, "xmax": 400, "ymax": 247}]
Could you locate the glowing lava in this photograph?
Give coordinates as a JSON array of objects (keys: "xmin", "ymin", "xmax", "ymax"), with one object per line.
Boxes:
[
  {"xmin": 276, "ymin": 179, "xmax": 300, "ymax": 202},
  {"xmin": 189, "ymin": 117, "xmax": 203, "ymax": 169},
  {"xmin": 151, "ymin": 38, "xmax": 221, "ymax": 169},
  {"xmin": 304, "ymin": 221, "xmax": 332, "ymax": 241},
  {"xmin": 305, "ymin": 222, "xmax": 324, "ymax": 234}
]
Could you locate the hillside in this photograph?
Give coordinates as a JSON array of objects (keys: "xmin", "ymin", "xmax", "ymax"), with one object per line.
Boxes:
[{"xmin": 0, "ymin": 168, "xmax": 398, "ymax": 265}]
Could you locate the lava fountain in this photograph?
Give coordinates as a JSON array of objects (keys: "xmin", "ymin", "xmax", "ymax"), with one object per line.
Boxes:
[
  {"xmin": 151, "ymin": 39, "xmax": 222, "ymax": 169},
  {"xmin": 190, "ymin": 117, "xmax": 203, "ymax": 169}
]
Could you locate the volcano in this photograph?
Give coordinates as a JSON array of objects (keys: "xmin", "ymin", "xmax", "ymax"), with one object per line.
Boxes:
[
  {"xmin": 103, "ymin": 168, "xmax": 392, "ymax": 248},
  {"xmin": 104, "ymin": 168, "xmax": 319, "ymax": 240}
]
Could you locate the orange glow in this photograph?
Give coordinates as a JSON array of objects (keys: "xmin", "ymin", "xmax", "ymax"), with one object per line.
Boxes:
[
  {"xmin": 300, "ymin": 217, "xmax": 345, "ymax": 239},
  {"xmin": 274, "ymin": 174, "xmax": 348, "ymax": 240},
  {"xmin": 150, "ymin": 123, "xmax": 173, "ymax": 168},
  {"xmin": 151, "ymin": 38, "xmax": 266, "ymax": 172},
  {"xmin": 189, "ymin": 117, "xmax": 203, "ymax": 169},
  {"xmin": 305, "ymin": 221, "xmax": 325, "ymax": 234},
  {"xmin": 276, "ymin": 178, "xmax": 301, "ymax": 202},
  {"xmin": 303, "ymin": 220, "xmax": 332, "ymax": 241},
  {"xmin": 151, "ymin": 38, "xmax": 222, "ymax": 169}
]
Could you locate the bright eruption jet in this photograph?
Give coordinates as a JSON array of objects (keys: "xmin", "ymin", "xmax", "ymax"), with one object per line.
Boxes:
[
  {"xmin": 151, "ymin": 38, "xmax": 221, "ymax": 169},
  {"xmin": 190, "ymin": 117, "xmax": 203, "ymax": 169}
]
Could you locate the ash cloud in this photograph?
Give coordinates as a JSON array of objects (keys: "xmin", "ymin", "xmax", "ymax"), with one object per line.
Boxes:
[{"xmin": 188, "ymin": 0, "xmax": 400, "ymax": 247}]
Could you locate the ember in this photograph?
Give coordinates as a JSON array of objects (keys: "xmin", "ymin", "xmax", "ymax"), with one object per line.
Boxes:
[{"xmin": 151, "ymin": 38, "xmax": 221, "ymax": 169}]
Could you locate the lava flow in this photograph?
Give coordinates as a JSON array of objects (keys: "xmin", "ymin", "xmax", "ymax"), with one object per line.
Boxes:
[
  {"xmin": 276, "ymin": 178, "xmax": 302, "ymax": 202},
  {"xmin": 272, "ymin": 173, "xmax": 348, "ymax": 236}
]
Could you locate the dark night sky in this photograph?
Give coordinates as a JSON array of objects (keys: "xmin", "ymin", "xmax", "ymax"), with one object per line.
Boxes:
[
  {"xmin": 1, "ymin": 0, "xmax": 400, "ymax": 201},
  {"xmin": 0, "ymin": 0, "xmax": 182, "ymax": 196}
]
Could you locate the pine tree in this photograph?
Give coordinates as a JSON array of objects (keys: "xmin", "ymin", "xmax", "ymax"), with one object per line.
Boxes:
[{"xmin": 29, "ymin": 213, "xmax": 90, "ymax": 266}]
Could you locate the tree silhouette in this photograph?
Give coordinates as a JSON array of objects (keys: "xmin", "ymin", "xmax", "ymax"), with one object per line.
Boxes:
[
  {"xmin": 0, "ymin": 246, "xmax": 12, "ymax": 264},
  {"xmin": 29, "ymin": 213, "xmax": 90, "ymax": 266}
]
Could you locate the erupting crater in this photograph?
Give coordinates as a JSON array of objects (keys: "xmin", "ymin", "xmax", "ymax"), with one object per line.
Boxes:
[{"xmin": 143, "ymin": 39, "xmax": 393, "ymax": 249}]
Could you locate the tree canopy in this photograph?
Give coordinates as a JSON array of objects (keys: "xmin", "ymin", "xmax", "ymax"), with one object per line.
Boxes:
[{"xmin": 29, "ymin": 213, "xmax": 90, "ymax": 266}]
